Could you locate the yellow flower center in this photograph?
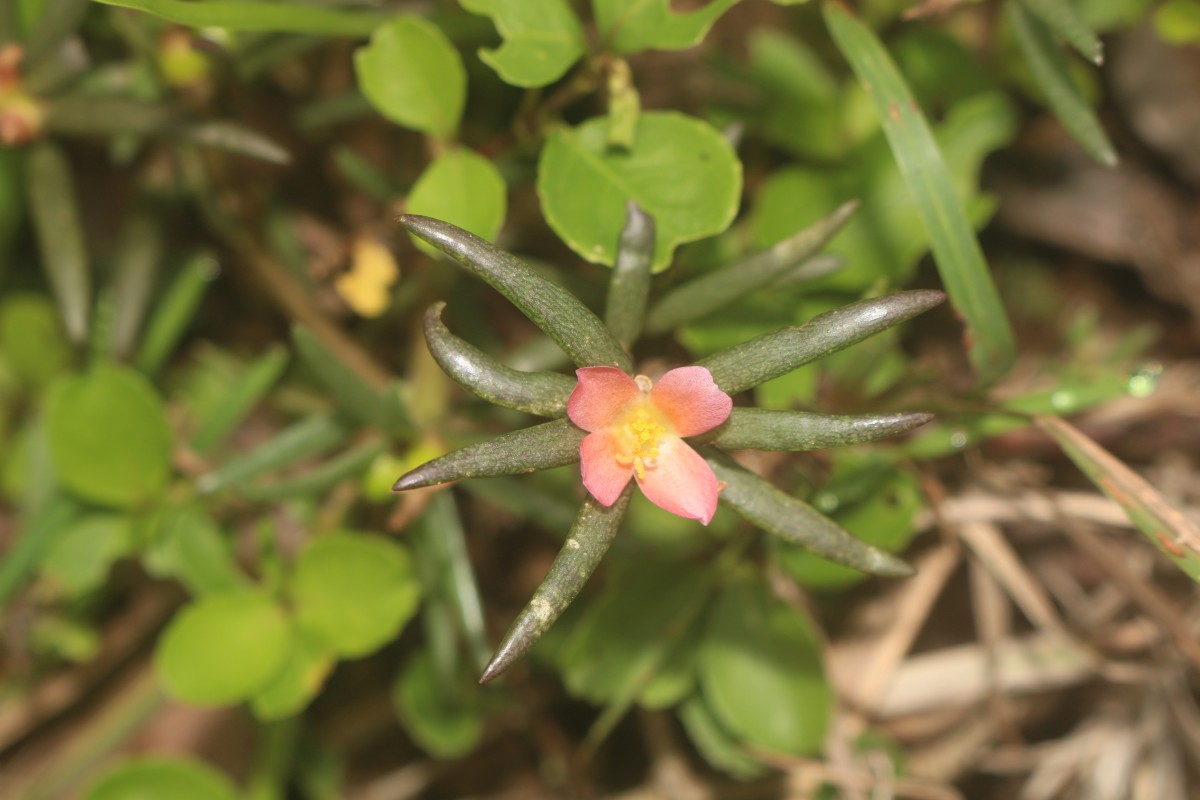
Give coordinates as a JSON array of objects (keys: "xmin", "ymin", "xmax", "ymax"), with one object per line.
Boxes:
[{"xmin": 615, "ymin": 405, "xmax": 667, "ymax": 481}]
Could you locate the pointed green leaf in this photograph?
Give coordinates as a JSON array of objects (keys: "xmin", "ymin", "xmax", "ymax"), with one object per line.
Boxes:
[
  {"xmin": 196, "ymin": 414, "xmax": 349, "ymax": 494},
  {"xmin": 1036, "ymin": 414, "xmax": 1200, "ymax": 583},
  {"xmin": 239, "ymin": 440, "xmax": 385, "ymax": 502},
  {"xmin": 354, "ymin": 16, "xmax": 465, "ymax": 139},
  {"xmin": 292, "ymin": 325, "xmax": 409, "ymax": 434},
  {"xmin": 604, "ymin": 202, "xmax": 655, "ymax": 348},
  {"xmin": 190, "ymin": 345, "xmax": 289, "ymax": 455},
  {"xmin": 1015, "ymin": 0, "xmax": 1103, "ymax": 64},
  {"xmin": 702, "ymin": 409, "xmax": 933, "ymax": 451},
  {"xmin": 92, "ymin": 0, "xmax": 390, "ymax": 35},
  {"xmin": 825, "ymin": 2, "xmax": 1015, "ymax": 386},
  {"xmin": 135, "ymin": 253, "xmax": 218, "ymax": 376},
  {"xmin": 406, "ymin": 148, "xmax": 507, "ymax": 256},
  {"xmin": 698, "ymin": 571, "xmax": 830, "ymax": 755},
  {"xmin": 401, "ymin": 215, "xmax": 631, "ymax": 370},
  {"xmin": 479, "ymin": 486, "xmax": 632, "ymax": 683},
  {"xmin": 697, "ymin": 290, "xmax": 945, "ymax": 395},
  {"xmin": 645, "ymin": 199, "xmax": 859, "ymax": 336},
  {"xmin": 460, "ymin": 0, "xmax": 586, "ymax": 87},
  {"xmin": 423, "ymin": 303, "xmax": 574, "ymax": 417},
  {"xmin": 705, "ymin": 451, "xmax": 913, "ymax": 577},
  {"xmin": 538, "ymin": 111, "xmax": 742, "ymax": 272},
  {"xmin": 26, "ymin": 142, "xmax": 89, "ymax": 344},
  {"xmin": 594, "ymin": 0, "xmax": 740, "ymax": 54},
  {"xmin": 108, "ymin": 204, "xmax": 164, "ymax": 359},
  {"xmin": 1008, "ymin": 2, "xmax": 1115, "ymax": 167},
  {"xmin": 392, "ymin": 418, "xmax": 584, "ymax": 490}
]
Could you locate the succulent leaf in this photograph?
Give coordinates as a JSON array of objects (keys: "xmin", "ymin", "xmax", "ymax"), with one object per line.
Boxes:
[
  {"xmin": 701, "ymin": 409, "xmax": 933, "ymax": 451},
  {"xmin": 605, "ymin": 201, "xmax": 655, "ymax": 348}
]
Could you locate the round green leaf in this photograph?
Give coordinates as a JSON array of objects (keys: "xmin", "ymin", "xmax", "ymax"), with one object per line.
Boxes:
[
  {"xmin": 41, "ymin": 514, "xmax": 135, "ymax": 596},
  {"xmin": 459, "ymin": 0, "xmax": 586, "ymax": 88},
  {"xmin": 698, "ymin": 572, "xmax": 831, "ymax": 755},
  {"xmin": 406, "ymin": 148, "xmax": 507, "ymax": 258},
  {"xmin": 392, "ymin": 651, "xmax": 485, "ymax": 758},
  {"xmin": 250, "ymin": 629, "xmax": 334, "ymax": 721},
  {"xmin": 85, "ymin": 758, "xmax": 237, "ymax": 800},
  {"xmin": 538, "ymin": 111, "xmax": 742, "ymax": 272},
  {"xmin": 291, "ymin": 532, "xmax": 421, "ymax": 658},
  {"xmin": 156, "ymin": 591, "xmax": 291, "ymax": 706},
  {"xmin": 45, "ymin": 362, "xmax": 173, "ymax": 508},
  {"xmin": 354, "ymin": 16, "xmax": 465, "ymax": 139}
]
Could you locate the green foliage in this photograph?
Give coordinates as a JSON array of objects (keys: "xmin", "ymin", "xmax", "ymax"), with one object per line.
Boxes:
[
  {"xmin": 406, "ymin": 148, "xmax": 507, "ymax": 254},
  {"xmin": 461, "ymin": 0, "xmax": 586, "ymax": 87},
  {"xmin": 85, "ymin": 758, "xmax": 238, "ymax": 800},
  {"xmin": 538, "ymin": 112, "xmax": 742, "ymax": 272},
  {"xmin": 156, "ymin": 591, "xmax": 291, "ymax": 705},
  {"xmin": 355, "ymin": 17, "xmax": 466, "ymax": 140},
  {"xmin": 290, "ymin": 532, "xmax": 421, "ymax": 658},
  {"xmin": 45, "ymin": 362, "xmax": 172, "ymax": 509},
  {"xmin": 594, "ymin": 0, "xmax": 740, "ymax": 54}
]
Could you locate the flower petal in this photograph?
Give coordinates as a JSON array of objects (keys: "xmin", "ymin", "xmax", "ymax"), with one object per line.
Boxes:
[
  {"xmin": 650, "ymin": 366, "xmax": 732, "ymax": 437},
  {"xmin": 568, "ymin": 366, "xmax": 639, "ymax": 432},
  {"xmin": 580, "ymin": 430, "xmax": 634, "ymax": 506},
  {"xmin": 636, "ymin": 436, "xmax": 721, "ymax": 524}
]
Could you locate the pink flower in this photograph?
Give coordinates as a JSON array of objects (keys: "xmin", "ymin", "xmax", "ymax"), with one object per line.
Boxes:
[{"xmin": 567, "ymin": 366, "xmax": 733, "ymax": 525}]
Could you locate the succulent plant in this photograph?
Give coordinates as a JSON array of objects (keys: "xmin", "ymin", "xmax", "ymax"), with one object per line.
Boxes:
[{"xmin": 392, "ymin": 206, "xmax": 944, "ymax": 683}]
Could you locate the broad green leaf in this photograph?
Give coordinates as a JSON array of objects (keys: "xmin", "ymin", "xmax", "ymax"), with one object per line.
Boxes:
[
  {"xmin": 401, "ymin": 215, "xmax": 632, "ymax": 370},
  {"xmin": 46, "ymin": 362, "xmax": 172, "ymax": 509},
  {"xmin": 1008, "ymin": 1, "xmax": 1116, "ymax": 167},
  {"xmin": 777, "ymin": 456, "xmax": 923, "ymax": 591},
  {"xmin": 480, "ymin": 487, "xmax": 633, "ymax": 683},
  {"xmin": 558, "ymin": 556, "xmax": 713, "ymax": 705},
  {"xmin": 1015, "ymin": 0, "xmax": 1103, "ymax": 64},
  {"xmin": 460, "ymin": 0, "xmax": 586, "ymax": 87},
  {"xmin": 156, "ymin": 591, "xmax": 291, "ymax": 705},
  {"xmin": 91, "ymin": 0, "xmax": 390, "ymax": 35},
  {"xmin": 41, "ymin": 514, "xmax": 134, "ymax": 596},
  {"xmin": 422, "ymin": 302, "xmax": 574, "ymax": 417},
  {"xmin": 0, "ymin": 293, "xmax": 71, "ymax": 390},
  {"xmin": 26, "ymin": 141, "xmax": 89, "ymax": 344},
  {"xmin": 538, "ymin": 111, "xmax": 742, "ymax": 272},
  {"xmin": 84, "ymin": 758, "xmax": 238, "ymax": 800},
  {"xmin": 354, "ymin": 16, "xmax": 465, "ymax": 139},
  {"xmin": 392, "ymin": 651, "xmax": 486, "ymax": 758},
  {"xmin": 142, "ymin": 505, "xmax": 246, "ymax": 597},
  {"xmin": 706, "ymin": 450, "xmax": 913, "ymax": 577},
  {"xmin": 679, "ymin": 695, "xmax": 768, "ymax": 780},
  {"xmin": 392, "ymin": 418, "xmax": 584, "ymax": 490},
  {"xmin": 291, "ymin": 532, "xmax": 421, "ymax": 658},
  {"xmin": 697, "ymin": 291, "xmax": 945, "ymax": 396},
  {"xmin": 825, "ymin": 2, "xmax": 1016, "ymax": 386},
  {"xmin": 1154, "ymin": 0, "xmax": 1200, "ymax": 43},
  {"xmin": 250, "ymin": 630, "xmax": 334, "ymax": 720},
  {"xmin": 593, "ymin": 0, "xmax": 740, "ymax": 54},
  {"xmin": 698, "ymin": 571, "xmax": 831, "ymax": 755},
  {"xmin": 406, "ymin": 148, "xmax": 507, "ymax": 256},
  {"xmin": 1036, "ymin": 415, "xmax": 1200, "ymax": 583}
]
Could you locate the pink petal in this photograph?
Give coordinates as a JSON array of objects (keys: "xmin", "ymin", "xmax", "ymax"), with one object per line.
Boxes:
[
  {"xmin": 650, "ymin": 366, "xmax": 732, "ymax": 437},
  {"xmin": 580, "ymin": 430, "xmax": 634, "ymax": 507},
  {"xmin": 636, "ymin": 436, "xmax": 721, "ymax": 525},
  {"xmin": 568, "ymin": 367, "xmax": 639, "ymax": 432}
]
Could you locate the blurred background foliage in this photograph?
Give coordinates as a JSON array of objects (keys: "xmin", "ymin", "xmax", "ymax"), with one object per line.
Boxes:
[{"xmin": 1, "ymin": 0, "xmax": 1200, "ymax": 798}]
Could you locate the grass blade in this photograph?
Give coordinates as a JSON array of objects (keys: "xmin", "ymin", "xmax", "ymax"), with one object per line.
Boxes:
[
  {"xmin": 1036, "ymin": 414, "xmax": 1200, "ymax": 583},
  {"xmin": 1008, "ymin": 1, "xmax": 1116, "ymax": 167},
  {"xmin": 26, "ymin": 142, "xmax": 90, "ymax": 344},
  {"xmin": 135, "ymin": 253, "xmax": 218, "ymax": 375},
  {"xmin": 1015, "ymin": 0, "xmax": 1103, "ymax": 65},
  {"xmin": 824, "ymin": 1, "xmax": 1016, "ymax": 387},
  {"xmin": 90, "ymin": 0, "xmax": 390, "ymax": 35}
]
